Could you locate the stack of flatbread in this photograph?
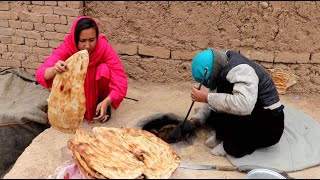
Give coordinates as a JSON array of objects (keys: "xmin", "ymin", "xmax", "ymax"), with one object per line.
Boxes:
[
  {"xmin": 266, "ymin": 68, "xmax": 300, "ymax": 95},
  {"xmin": 68, "ymin": 127, "xmax": 181, "ymax": 179},
  {"xmin": 48, "ymin": 50, "xmax": 89, "ymax": 134}
]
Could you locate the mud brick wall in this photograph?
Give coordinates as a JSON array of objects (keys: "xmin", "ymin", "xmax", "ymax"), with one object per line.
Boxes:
[
  {"xmin": 1, "ymin": 1, "xmax": 320, "ymax": 94},
  {"xmin": 0, "ymin": 1, "xmax": 83, "ymax": 73}
]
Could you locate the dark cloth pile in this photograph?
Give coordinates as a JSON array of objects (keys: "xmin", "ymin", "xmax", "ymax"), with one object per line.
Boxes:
[{"xmin": 0, "ymin": 68, "xmax": 50, "ymax": 177}]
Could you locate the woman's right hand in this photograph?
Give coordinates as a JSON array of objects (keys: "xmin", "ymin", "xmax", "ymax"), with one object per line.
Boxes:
[
  {"xmin": 44, "ymin": 60, "xmax": 67, "ymax": 80},
  {"xmin": 52, "ymin": 60, "xmax": 67, "ymax": 74}
]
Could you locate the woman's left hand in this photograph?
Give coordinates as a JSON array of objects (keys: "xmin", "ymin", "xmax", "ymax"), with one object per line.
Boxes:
[
  {"xmin": 191, "ymin": 84, "xmax": 209, "ymax": 103},
  {"xmin": 93, "ymin": 97, "xmax": 112, "ymax": 123}
]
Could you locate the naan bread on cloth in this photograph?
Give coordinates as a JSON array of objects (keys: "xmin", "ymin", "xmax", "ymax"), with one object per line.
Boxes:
[
  {"xmin": 68, "ymin": 129, "xmax": 144, "ymax": 179},
  {"xmin": 68, "ymin": 127, "xmax": 181, "ymax": 179},
  {"xmin": 48, "ymin": 50, "xmax": 89, "ymax": 134}
]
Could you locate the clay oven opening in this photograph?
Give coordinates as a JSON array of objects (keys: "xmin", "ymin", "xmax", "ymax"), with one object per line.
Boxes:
[{"xmin": 141, "ymin": 113, "xmax": 182, "ymax": 143}]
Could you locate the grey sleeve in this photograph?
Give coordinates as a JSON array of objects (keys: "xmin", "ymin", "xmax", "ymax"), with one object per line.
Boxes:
[
  {"xmin": 207, "ymin": 64, "xmax": 259, "ymax": 116},
  {"xmin": 191, "ymin": 89, "xmax": 216, "ymax": 125}
]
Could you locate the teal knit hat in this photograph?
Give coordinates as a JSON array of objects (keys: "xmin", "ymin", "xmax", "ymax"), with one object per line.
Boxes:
[{"xmin": 192, "ymin": 49, "xmax": 214, "ymax": 87}]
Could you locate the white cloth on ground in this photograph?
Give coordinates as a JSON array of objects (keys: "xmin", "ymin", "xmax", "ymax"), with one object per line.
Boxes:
[{"xmin": 227, "ymin": 104, "xmax": 320, "ymax": 172}]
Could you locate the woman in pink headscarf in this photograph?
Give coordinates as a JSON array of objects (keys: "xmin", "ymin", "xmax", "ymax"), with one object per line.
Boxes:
[{"xmin": 36, "ymin": 16, "xmax": 128, "ymax": 123}]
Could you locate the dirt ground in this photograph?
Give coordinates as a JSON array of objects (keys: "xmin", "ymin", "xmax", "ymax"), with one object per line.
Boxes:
[{"xmin": 3, "ymin": 81, "xmax": 320, "ymax": 179}]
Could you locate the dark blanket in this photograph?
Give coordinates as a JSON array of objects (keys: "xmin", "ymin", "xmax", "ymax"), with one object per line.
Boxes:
[{"xmin": 0, "ymin": 67, "xmax": 50, "ymax": 177}]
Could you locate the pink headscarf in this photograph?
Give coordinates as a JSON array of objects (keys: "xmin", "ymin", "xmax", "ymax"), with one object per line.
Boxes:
[{"xmin": 36, "ymin": 16, "xmax": 128, "ymax": 122}]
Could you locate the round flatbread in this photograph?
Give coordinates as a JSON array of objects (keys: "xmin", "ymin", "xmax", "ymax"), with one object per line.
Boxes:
[
  {"xmin": 48, "ymin": 50, "xmax": 89, "ymax": 133},
  {"xmin": 92, "ymin": 127, "xmax": 181, "ymax": 179},
  {"xmin": 68, "ymin": 128, "xmax": 181, "ymax": 179},
  {"xmin": 68, "ymin": 129, "xmax": 145, "ymax": 179}
]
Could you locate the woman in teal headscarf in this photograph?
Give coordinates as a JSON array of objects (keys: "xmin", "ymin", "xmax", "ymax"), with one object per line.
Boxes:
[{"xmin": 178, "ymin": 49, "xmax": 284, "ymax": 158}]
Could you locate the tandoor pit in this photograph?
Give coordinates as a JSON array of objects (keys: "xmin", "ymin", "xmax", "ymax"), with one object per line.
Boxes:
[{"xmin": 141, "ymin": 113, "xmax": 182, "ymax": 143}]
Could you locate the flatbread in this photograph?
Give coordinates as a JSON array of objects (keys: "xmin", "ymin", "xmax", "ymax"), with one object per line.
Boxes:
[
  {"xmin": 68, "ymin": 129, "xmax": 145, "ymax": 179},
  {"xmin": 73, "ymin": 155, "xmax": 96, "ymax": 179},
  {"xmin": 267, "ymin": 68, "xmax": 299, "ymax": 95},
  {"xmin": 92, "ymin": 127, "xmax": 181, "ymax": 179},
  {"xmin": 68, "ymin": 130, "xmax": 104, "ymax": 179},
  {"xmin": 68, "ymin": 128, "xmax": 180, "ymax": 179},
  {"xmin": 48, "ymin": 50, "xmax": 89, "ymax": 133},
  {"xmin": 72, "ymin": 149, "xmax": 104, "ymax": 179}
]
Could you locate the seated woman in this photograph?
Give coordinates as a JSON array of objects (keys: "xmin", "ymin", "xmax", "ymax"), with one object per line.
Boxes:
[{"xmin": 36, "ymin": 16, "xmax": 128, "ymax": 123}]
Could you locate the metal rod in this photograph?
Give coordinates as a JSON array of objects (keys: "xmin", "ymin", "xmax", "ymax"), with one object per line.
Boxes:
[
  {"xmin": 181, "ymin": 67, "xmax": 208, "ymax": 128},
  {"xmin": 124, "ymin": 96, "xmax": 139, "ymax": 102}
]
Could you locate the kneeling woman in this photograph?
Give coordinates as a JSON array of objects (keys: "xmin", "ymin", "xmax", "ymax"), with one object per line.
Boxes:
[{"xmin": 36, "ymin": 16, "xmax": 128, "ymax": 123}]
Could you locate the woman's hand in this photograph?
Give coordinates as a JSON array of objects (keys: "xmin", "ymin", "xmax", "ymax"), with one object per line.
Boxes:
[
  {"xmin": 93, "ymin": 96, "xmax": 112, "ymax": 123},
  {"xmin": 191, "ymin": 83, "xmax": 209, "ymax": 103},
  {"xmin": 53, "ymin": 60, "xmax": 67, "ymax": 74},
  {"xmin": 44, "ymin": 60, "xmax": 67, "ymax": 80}
]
